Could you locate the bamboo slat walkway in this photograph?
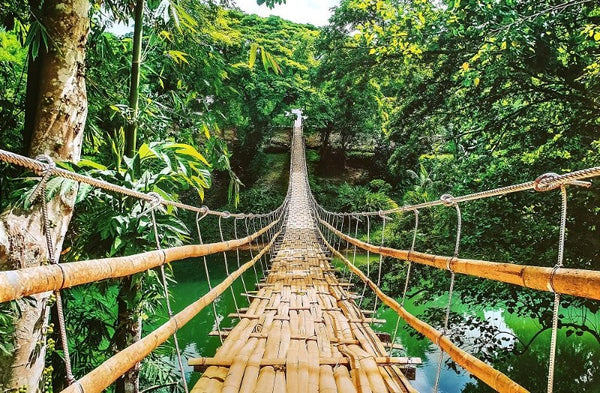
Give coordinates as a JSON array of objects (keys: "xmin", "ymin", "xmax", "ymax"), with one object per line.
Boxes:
[{"xmin": 190, "ymin": 125, "xmax": 417, "ymax": 392}]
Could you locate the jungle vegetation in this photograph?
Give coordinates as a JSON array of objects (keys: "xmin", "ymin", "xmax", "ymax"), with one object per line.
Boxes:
[{"xmin": 0, "ymin": 0, "xmax": 598, "ymax": 391}]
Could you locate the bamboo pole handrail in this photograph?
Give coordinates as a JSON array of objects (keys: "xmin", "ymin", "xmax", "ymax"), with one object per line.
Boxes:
[
  {"xmin": 318, "ymin": 230, "xmax": 529, "ymax": 393},
  {"xmin": 320, "ymin": 218, "xmax": 600, "ymax": 301},
  {"xmin": 0, "ymin": 220, "xmax": 278, "ymax": 303},
  {"xmin": 60, "ymin": 230, "xmax": 281, "ymax": 393}
]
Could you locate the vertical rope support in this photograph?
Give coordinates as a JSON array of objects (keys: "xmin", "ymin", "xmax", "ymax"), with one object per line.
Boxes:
[
  {"xmin": 342, "ymin": 215, "xmax": 355, "ymax": 281},
  {"xmin": 373, "ymin": 211, "xmax": 388, "ymax": 314},
  {"xmin": 252, "ymin": 218, "xmax": 267, "ymax": 274},
  {"xmin": 219, "ymin": 215, "xmax": 240, "ymax": 316},
  {"xmin": 149, "ymin": 206, "xmax": 188, "ymax": 393},
  {"xmin": 233, "ymin": 218, "xmax": 249, "ymax": 305},
  {"xmin": 245, "ymin": 217, "xmax": 262, "ymax": 282},
  {"xmin": 195, "ymin": 211, "xmax": 223, "ymax": 344},
  {"xmin": 390, "ymin": 209, "xmax": 420, "ymax": 356},
  {"xmin": 547, "ymin": 185, "xmax": 568, "ymax": 393},
  {"xmin": 359, "ymin": 215, "xmax": 371, "ymax": 308},
  {"xmin": 259, "ymin": 216, "xmax": 266, "ymax": 269},
  {"xmin": 32, "ymin": 155, "xmax": 75, "ymax": 386},
  {"xmin": 349, "ymin": 215, "xmax": 361, "ymax": 284},
  {"xmin": 434, "ymin": 195, "xmax": 462, "ymax": 393}
]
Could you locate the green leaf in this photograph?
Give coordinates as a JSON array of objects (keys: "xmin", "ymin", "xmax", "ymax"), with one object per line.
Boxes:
[
  {"xmin": 164, "ymin": 143, "xmax": 210, "ymax": 165},
  {"xmin": 249, "ymin": 42, "xmax": 259, "ymax": 68}
]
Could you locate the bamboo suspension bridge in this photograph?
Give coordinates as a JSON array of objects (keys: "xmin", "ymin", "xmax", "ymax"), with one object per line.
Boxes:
[{"xmin": 0, "ymin": 114, "xmax": 600, "ymax": 392}]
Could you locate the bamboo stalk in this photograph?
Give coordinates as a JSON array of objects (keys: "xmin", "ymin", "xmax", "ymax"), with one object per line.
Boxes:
[
  {"xmin": 321, "ymin": 218, "xmax": 600, "ymax": 301},
  {"xmin": 255, "ymin": 366, "xmax": 276, "ymax": 392},
  {"xmin": 322, "ymin": 233, "xmax": 528, "ymax": 393},
  {"xmin": 0, "ymin": 221, "xmax": 278, "ymax": 303},
  {"xmin": 333, "ymin": 365, "xmax": 358, "ymax": 393},
  {"xmin": 61, "ymin": 232, "xmax": 279, "ymax": 393}
]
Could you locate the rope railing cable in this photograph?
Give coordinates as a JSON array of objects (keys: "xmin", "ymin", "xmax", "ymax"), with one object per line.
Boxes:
[
  {"xmin": 0, "ymin": 148, "xmax": 276, "ymax": 220},
  {"xmin": 315, "ymin": 168, "xmax": 595, "ymax": 218}
]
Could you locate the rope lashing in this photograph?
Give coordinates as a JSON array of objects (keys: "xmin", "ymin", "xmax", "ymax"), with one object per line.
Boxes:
[
  {"xmin": 195, "ymin": 209, "xmax": 223, "ymax": 344},
  {"xmin": 147, "ymin": 194, "xmax": 188, "ymax": 393},
  {"xmin": 373, "ymin": 210, "xmax": 391, "ymax": 314},
  {"xmin": 31, "ymin": 154, "xmax": 76, "ymax": 386},
  {"xmin": 219, "ymin": 215, "xmax": 240, "ymax": 316},
  {"xmin": 434, "ymin": 194, "xmax": 462, "ymax": 393}
]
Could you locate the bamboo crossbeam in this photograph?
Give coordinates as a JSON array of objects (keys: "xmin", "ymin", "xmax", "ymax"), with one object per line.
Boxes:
[
  {"xmin": 321, "ymin": 219, "xmax": 600, "ymax": 301},
  {"xmin": 0, "ymin": 220, "xmax": 278, "ymax": 303},
  {"xmin": 60, "ymin": 231, "xmax": 280, "ymax": 393},
  {"xmin": 189, "ymin": 356, "xmax": 421, "ymax": 370},
  {"xmin": 320, "ymin": 231, "xmax": 529, "ymax": 393}
]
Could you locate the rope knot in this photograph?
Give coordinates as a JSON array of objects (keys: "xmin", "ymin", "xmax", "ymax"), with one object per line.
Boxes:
[
  {"xmin": 147, "ymin": 191, "xmax": 162, "ymax": 209},
  {"xmin": 200, "ymin": 205, "xmax": 209, "ymax": 214},
  {"xmin": 222, "ymin": 211, "xmax": 231, "ymax": 219},
  {"xmin": 34, "ymin": 154, "xmax": 56, "ymax": 176},
  {"xmin": 440, "ymin": 194, "xmax": 455, "ymax": 207},
  {"xmin": 533, "ymin": 172, "xmax": 561, "ymax": 192}
]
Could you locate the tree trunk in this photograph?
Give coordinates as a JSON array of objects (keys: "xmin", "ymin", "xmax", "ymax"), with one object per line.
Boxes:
[
  {"xmin": 114, "ymin": 275, "xmax": 143, "ymax": 393},
  {"xmin": 0, "ymin": 0, "xmax": 89, "ymax": 389},
  {"xmin": 119, "ymin": 2, "xmax": 145, "ymax": 390},
  {"xmin": 125, "ymin": 0, "xmax": 145, "ymax": 157}
]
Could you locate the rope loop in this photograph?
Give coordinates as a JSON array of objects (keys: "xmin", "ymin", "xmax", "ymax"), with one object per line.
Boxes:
[
  {"xmin": 440, "ymin": 193, "xmax": 456, "ymax": 207},
  {"xmin": 34, "ymin": 154, "xmax": 56, "ymax": 176},
  {"xmin": 147, "ymin": 191, "xmax": 162, "ymax": 210},
  {"xmin": 222, "ymin": 211, "xmax": 231, "ymax": 219},
  {"xmin": 548, "ymin": 265, "xmax": 561, "ymax": 293},
  {"xmin": 29, "ymin": 155, "xmax": 56, "ymax": 203},
  {"xmin": 534, "ymin": 173, "xmax": 561, "ymax": 192}
]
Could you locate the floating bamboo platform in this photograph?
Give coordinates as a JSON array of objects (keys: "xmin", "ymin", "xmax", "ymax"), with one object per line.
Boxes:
[{"xmin": 189, "ymin": 125, "xmax": 417, "ymax": 392}]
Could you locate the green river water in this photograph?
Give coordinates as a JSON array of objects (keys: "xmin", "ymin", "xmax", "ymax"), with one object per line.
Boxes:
[{"xmin": 164, "ymin": 252, "xmax": 600, "ymax": 392}]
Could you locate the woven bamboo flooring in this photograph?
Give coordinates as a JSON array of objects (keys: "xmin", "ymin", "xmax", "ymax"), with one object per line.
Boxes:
[{"xmin": 190, "ymin": 125, "xmax": 415, "ymax": 392}]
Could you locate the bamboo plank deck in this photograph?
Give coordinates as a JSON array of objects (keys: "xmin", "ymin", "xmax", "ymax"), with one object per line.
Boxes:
[{"xmin": 190, "ymin": 125, "xmax": 417, "ymax": 392}]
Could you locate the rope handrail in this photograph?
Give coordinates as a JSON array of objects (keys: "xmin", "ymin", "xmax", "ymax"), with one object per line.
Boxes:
[
  {"xmin": 312, "ymin": 166, "xmax": 598, "ymax": 217},
  {"xmin": 0, "ymin": 148, "xmax": 278, "ymax": 219},
  {"xmin": 0, "ymin": 219, "xmax": 279, "ymax": 303},
  {"xmin": 320, "ymin": 218, "xmax": 600, "ymax": 301},
  {"xmin": 318, "ymin": 229, "xmax": 529, "ymax": 393},
  {"xmin": 61, "ymin": 230, "xmax": 281, "ymax": 393}
]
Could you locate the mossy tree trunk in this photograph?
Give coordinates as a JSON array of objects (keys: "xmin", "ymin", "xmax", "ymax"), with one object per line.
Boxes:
[{"xmin": 0, "ymin": 0, "xmax": 89, "ymax": 389}]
